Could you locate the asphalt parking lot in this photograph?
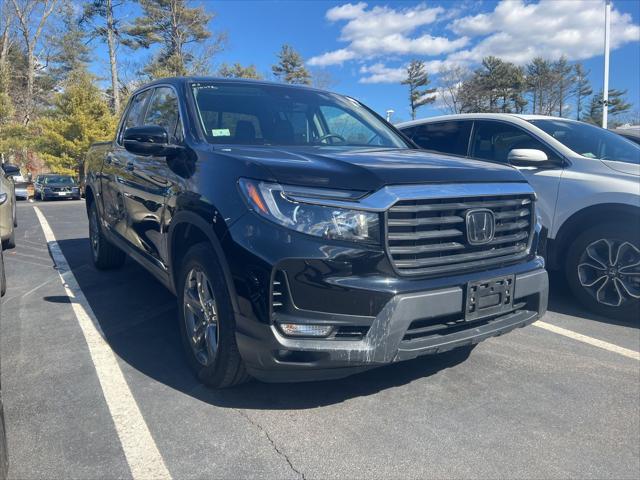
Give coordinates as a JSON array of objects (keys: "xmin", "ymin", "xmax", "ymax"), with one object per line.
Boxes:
[{"xmin": 1, "ymin": 199, "xmax": 639, "ymax": 480}]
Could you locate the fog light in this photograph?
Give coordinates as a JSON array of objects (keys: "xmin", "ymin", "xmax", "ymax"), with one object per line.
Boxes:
[{"xmin": 278, "ymin": 323, "xmax": 333, "ymax": 337}]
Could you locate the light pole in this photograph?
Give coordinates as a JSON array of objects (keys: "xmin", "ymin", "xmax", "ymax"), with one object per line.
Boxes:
[
  {"xmin": 602, "ymin": 0, "xmax": 611, "ymax": 128},
  {"xmin": 386, "ymin": 109, "xmax": 394, "ymax": 123}
]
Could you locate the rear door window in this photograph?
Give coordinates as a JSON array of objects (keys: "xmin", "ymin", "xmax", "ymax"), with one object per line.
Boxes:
[
  {"xmin": 118, "ymin": 89, "xmax": 152, "ymax": 144},
  {"xmin": 405, "ymin": 121, "xmax": 472, "ymax": 156}
]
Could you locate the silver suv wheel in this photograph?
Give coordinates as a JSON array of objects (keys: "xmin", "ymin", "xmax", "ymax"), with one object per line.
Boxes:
[{"xmin": 578, "ymin": 238, "xmax": 640, "ymax": 307}]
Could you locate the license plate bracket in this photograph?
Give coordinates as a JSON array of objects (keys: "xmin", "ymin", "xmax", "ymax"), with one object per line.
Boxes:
[{"xmin": 465, "ymin": 275, "xmax": 515, "ymax": 321}]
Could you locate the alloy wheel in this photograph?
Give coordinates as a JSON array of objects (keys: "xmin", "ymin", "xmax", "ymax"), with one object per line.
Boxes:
[
  {"xmin": 577, "ymin": 238, "xmax": 640, "ymax": 307},
  {"xmin": 183, "ymin": 267, "xmax": 219, "ymax": 366}
]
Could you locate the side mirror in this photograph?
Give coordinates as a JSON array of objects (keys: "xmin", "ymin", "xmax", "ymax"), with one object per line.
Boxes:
[
  {"xmin": 0, "ymin": 192, "xmax": 7, "ymax": 205},
  {"xmin": 2, "ymin": 164, "xmax": 20, "ymax": 178},
  {"xmin": 508, "ymin": 149, "xmax": 549, "ymax": 167},
  {"xmin": 123, "ymin": 126, "xmax": 171, "ymax": 156}
]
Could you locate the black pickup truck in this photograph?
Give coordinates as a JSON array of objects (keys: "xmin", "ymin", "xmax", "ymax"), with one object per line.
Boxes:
[{"xmin": 84, "ymin": 78, "xmax": 548, "ymax": 387}]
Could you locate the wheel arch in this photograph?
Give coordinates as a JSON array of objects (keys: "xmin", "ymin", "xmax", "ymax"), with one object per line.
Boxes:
[
  {"xmin": 167, "ymin": 210, "xmax": 240, "ymax": 314},
  {"xmin": 548, "ymin": 203, "xmax": 640, "ymax": 270},
  {"xmin": 84, "ymin": 184, "xmax": 95, "ymax": 213}
]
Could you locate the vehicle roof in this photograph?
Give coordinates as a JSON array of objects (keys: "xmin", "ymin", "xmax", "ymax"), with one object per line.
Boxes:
[
  {"xmin": 396, "ymin": 113, "xmax": 580, "ymax": 128},
  {"xmin": 134, "ymin": 76, "xmax": 328, "ymax": 94}
]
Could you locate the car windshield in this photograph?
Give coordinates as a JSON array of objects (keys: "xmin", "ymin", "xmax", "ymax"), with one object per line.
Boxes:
[
  {"xmin": 191, "ymin": 82, "xmax": 408, "ymax": 148},
  {"xmin": 530, "ymin": 119, "xmax": 640, "ymax": 164},
  {"xmin": 45, "ymin": 176, "xmax": 75, "ymax": 184}
]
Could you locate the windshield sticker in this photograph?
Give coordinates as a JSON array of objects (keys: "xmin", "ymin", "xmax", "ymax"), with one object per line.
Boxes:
[{"xmin": 212, "ymin": 129, "xmax": 231, "ymax": 137}]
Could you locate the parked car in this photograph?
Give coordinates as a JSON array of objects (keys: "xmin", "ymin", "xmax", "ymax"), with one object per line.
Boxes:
[
  {"xmin": 1, "ymin": 201, "xmax": 9, "ymax": 480},
  {"xmin": 36, "ymin": 175, "xmax": 81, "ymax": 201},
  {"xmin": 613, "ymin": 126, "xmax": 640, "ymax": 146},
  {"xmin": 398, "ymin": 114, "xmax": 640, "ymax": 320},
  {"xmin": 0, "ymin": 164, "xmax": 18, "ymax": 249},
  {"xmin": 85, "ymin": 78, "xmax": 548, "ymax": 387}
]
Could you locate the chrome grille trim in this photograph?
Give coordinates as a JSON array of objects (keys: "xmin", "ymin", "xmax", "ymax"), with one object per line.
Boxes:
[{"xmin": 386, "ymin": 188, "xmax": 535, "ymax": 277}]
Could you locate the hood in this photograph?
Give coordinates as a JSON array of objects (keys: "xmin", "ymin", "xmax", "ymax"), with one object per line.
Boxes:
[
  {"xmin": 44, "ymin": 183, "xmax": 77, "ymax": 188},
  {"xmin": 216, "ymin": 146, "xmax": 526, "ymax": 192},
  {"xmin": 601, "ymin": 159, "xmax": 640, "ymax": 177}
]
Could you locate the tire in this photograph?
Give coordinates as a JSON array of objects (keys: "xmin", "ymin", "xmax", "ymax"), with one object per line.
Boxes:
[
  {"xmin": 565, "ymin": 223, "xmax": 640, "ymax": 321},
  {"xmin": 2, "ymin": 229, "xmax": 15, "ymax": 250},
  {"xmin": 13, "ymin": 203, "xmax": 17, "ymax": 228},
  {"xmin": 88, "ymin": 201, "xmax": 126, "ymax": 270},
  {"xmin": 177, "ymin": 242, "xmax": 250, "ymax": 388},
  {"xmin": 1, "ymin": 247, "xmax": 6, "ymax": 297}
]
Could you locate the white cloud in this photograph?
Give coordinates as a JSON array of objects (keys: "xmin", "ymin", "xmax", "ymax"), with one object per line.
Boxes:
[
  {"xmin": 312, "ymin": 0, "xmax": 640, "ymax": 83},
  {"xmin": 358, "ymin": 59, "xmax": 446, "ymax": 84},
  {"xmin": 308, "ymin": 2, "xmax": 457, "ymax": 66},
  {"xmin": 358, "ymin": 63, "xmax": 406, "ymax": 84},
  {"xmin": 448, "ymin": 0, "xmax": 640, "ymax": 65}
]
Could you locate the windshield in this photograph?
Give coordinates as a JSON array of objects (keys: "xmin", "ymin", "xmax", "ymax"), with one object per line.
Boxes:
[
  {"xmin": 45, "ymin": 176, "xmax": 75, "ymax": 184},
  {"xmin": 530, "ymin": 119, "xmax": 640, "ymax": 164},
  {"xmin": 191, "ymin": 82, "xmax": 408, "ymax": 148}
]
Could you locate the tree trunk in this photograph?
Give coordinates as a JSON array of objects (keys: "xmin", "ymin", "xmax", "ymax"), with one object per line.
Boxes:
[
  {"xmin": 24, "ymin": 43, "xmax": 35, "ymax": 125},
  {"xmin": 106, "ymin": 0, "xmax": 120, "ymax": 114}
]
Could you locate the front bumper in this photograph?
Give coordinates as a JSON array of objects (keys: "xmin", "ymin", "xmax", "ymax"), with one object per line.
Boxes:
[{"xmin": 236, "ymin": 263, "xmax": 547, "ymax": 382}]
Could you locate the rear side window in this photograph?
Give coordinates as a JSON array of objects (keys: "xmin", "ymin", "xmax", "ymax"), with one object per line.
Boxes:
[
  {"xmin": 124, "ymin": 90, "xmax": 152, "ymax": 130},
  {"xmin": 118, "ymin": 89, "xmax": 152, "ymax": 144},
  {"xmin": 405, "ymin": 121, "xmax": 472, "ymax": 156},
  {"xmin": 471, "ymin": 120, "xmax": 559, "ymax": 163},
  {"xmin": 144, "ymin": 87, "xmax": 182, "ymax": 142}
]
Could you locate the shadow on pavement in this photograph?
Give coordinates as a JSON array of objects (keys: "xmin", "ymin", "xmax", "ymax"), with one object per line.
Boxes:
[
  {"xmin": 546, "ymin": 270, "xmax": 638, "ymax": 329},
  {"xmin": 53, "ymin": 237, "xmax": 472, "ymax": 410}
]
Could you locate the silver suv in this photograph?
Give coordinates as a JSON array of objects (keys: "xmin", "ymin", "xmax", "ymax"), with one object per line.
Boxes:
[{"xmin": 399, "ymin": 114, "xmax": 640, "ymax": 320}]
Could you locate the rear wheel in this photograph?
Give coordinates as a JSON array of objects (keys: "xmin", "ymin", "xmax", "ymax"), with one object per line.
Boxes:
[
  {"xmin": 88, "ymin": 202, "xmax": 125, "ymax": 270},
  {"xmin": 177, "ymin": 242, "xmax": 250, "ymax": 388},
  {"xmin": 565, "ymin": 223, "xmax": 640, "ymax": 321}
]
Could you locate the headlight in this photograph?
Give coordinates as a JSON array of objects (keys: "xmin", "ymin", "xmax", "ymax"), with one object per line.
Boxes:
[{"xmin": 239, "ymin": 178, "xmax": 380, "ymax": 244}]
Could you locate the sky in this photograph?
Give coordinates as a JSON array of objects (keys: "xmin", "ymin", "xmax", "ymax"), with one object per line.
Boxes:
[{"xmin": 97, "ymin": 0, "xmax": 640, "ymax": 123}]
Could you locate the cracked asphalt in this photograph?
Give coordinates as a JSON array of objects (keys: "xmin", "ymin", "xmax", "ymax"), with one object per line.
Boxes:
[{"xmin": 1, "ymin": 200, "xmax": 639, "ymax": 479}]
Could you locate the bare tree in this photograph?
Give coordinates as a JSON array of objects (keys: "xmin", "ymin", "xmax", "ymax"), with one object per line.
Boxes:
[
  {"xmin": 311, "ymin": 69, "xmax": 336, "ymax": 90},
  {"xmin": 437, "ymin": 64, "xmax": 470, "ymax": 114},
  {"xmin": 10, "ymin": 0, "xmax": 58, "ymax": 124}
]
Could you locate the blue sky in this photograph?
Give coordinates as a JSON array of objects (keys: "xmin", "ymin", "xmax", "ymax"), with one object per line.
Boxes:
[{"xmin": 98, "ymin": 0, "xmax": 640, "ymax": 123}]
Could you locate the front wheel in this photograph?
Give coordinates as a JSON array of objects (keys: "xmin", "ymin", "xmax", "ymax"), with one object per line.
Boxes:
[
  {"xmin": 177, "ymin": 243, "xmax": 250, "ymax": 388},
  {"xmin": 565, "ymin": 223, "xmax": 639, "ymax": 321}
]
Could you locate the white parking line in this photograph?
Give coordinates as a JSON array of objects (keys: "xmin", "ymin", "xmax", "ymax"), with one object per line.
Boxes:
[
  {"xmin": 33, "ymin": 207, "xmax": 172, "ymax": 480},
  {"xmin": 534, "ymin": 321, "xmax": 640, "ymax": 361}
]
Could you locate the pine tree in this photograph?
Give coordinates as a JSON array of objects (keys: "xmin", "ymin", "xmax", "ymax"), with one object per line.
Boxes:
[
  {"xmin": 272, "ymin": 44, "xmax": 311, "ymax": 85},
  {"xmin": 49, "ymin": 0, "xmax": 91, "ymax": 83},
  {"xmin": 401, "ymin": 59, "xmax": 436, "ymax": 120},
  {"xmin": 573, "ymin": 63, "xmax": 592, "ymax": 121},
  {"xmin": 38, "ymin": 70, "xmax": 116, "ymax": 174},
  {"xmin": 552, "ymin": 56, "xmax": 574, "ymax": 117},
  {"xmin": 81, "ymin": 0, "xmax": 125, "ymax": 113},
  {"xmin": 585, "ymin": 89, "xmax": 632, "ymax": 125},
  {"xmin": 218, "ymin": 63, "xmax": 262, "ymax": 79},
  {"xmin": 526, "ymin": 57, "xmax": 554, "ymax": 114},
  {"xmin": 124, "ymin": 0, "xmax": 224, "ymax": 78}
]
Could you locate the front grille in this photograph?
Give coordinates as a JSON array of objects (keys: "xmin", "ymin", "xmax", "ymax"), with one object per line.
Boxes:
[
  {"xmin": 386, "ymin": 194, "xmax": 534, "ymax": 277},
  {"xmin": 51, "ymin": 187, "xmax": 71, "ymax": 192}
]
